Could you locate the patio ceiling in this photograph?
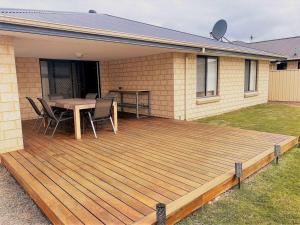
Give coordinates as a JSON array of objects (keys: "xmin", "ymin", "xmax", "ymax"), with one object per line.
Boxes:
[{"xmin": 0, "ymin": 30, "xmax": 174, "ymax": 61}]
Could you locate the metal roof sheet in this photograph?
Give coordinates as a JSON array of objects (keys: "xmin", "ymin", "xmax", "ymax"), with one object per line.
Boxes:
[
  {"xmin": 236, "ymin": 37, "xmax": 300, "ymax": 60},
  {"xmin": 0, "ymin": 8, "xmax": 284, "ymax": 58}
]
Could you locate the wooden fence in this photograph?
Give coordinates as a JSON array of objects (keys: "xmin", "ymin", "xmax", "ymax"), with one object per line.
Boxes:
[{"xmin": 269, "ymin": 70, "xmax": 300, "ymax": 102}]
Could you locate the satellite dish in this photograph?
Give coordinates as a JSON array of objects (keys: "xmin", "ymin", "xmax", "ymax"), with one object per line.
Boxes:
[{"xmin": 210, "ymin": 19, "xmax": 227, "ymax": 41}]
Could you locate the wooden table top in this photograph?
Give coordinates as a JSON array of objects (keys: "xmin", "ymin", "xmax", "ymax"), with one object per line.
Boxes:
[
  {"xmin": 48, "ymin": 98, "xmax": 96, "ymax": 110},
  {"xmin": 48, "ymin": 98, "xmax": 117, "ymax": 110}
]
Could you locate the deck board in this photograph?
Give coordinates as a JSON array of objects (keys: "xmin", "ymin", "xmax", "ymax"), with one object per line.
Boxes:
[{"xmin": 1, "ymin": 117, "xmax": 297, "ymax": 225}]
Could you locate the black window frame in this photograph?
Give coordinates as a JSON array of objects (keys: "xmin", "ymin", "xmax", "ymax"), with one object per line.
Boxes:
[
  {"xmin": 244, "ymin": 59, "xmax": 258, "ymax": 92},
  {"xmin": 276, "ymin": 61, "xmax": 287, "ymax": 70},
  {"xmin": 297, "ymin": 61, "xmax": 300, "ymax": 69},
  {"xmin": 196, "ymin": 56, "xmax": 219, "ymax": 98}
]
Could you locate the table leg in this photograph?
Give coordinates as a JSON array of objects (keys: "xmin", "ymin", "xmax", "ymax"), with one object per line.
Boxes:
[
  {"xmin": 74, "ymin": 106, "xmax": 81, "ymax": 139},
  {"xmin": 113, "ymin": 101, "xmax": 118, "ymax": 132},
  {"xmin": 136, "ymin": 92, "xmax": 139, "ymax": 119},
  {"xmin": 148, "ymin": 92, "xmax": 151, "ymax": 116}
]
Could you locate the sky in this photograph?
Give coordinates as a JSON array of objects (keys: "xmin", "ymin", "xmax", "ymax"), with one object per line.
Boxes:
[{"xmin": 0, "ymin": 0, "xmax": 300, "ymax": 42}]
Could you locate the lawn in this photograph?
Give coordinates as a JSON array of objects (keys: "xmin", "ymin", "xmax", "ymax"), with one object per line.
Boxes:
[{"xmin": 178, "ymin": 103, "xmax": 300, "ymax": 225}]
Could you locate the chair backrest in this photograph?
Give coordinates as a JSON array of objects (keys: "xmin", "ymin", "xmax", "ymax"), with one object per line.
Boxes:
[
  {"xmin": 94, "ymin": 98, "xmax": 113, "ymax": 119},
  {"xmin": 26, "ymin": 97, "xmax": 42, "ymax": 116},
  {"xmin": 37, "ymin": 98, "xmax": 57, "ymax": 121},
  {"xmin": 103, "ymin": 92, "xmax": 118, "ymax": 100},
  {"xmin": 85, "ymin": 93, "xmax": 98, "ymax": 99}
]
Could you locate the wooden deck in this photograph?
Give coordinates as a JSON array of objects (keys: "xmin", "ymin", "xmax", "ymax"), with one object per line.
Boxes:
[{"xmin": 1, "ymin": 117, "xmax": 298, "ymax": 225}]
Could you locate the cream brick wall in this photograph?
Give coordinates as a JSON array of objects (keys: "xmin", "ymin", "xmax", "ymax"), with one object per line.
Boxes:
[
  {"xmin": 101, "ymin": 52, "xmax": 270, "ymax": 120},
  {"xmin": 16, "ymin": 57, "xmax": 42, "ymax": 120},
  {"xmin": 0, "ymin": 36, "xmax": 23, "ymax": 154},
  {"xmin": 173, "ymin": 53, "xmax": 270, "ymax": 120},
  {"xmin": 100, "ymin": 53, "xmax": 174, "ymax": 118}
]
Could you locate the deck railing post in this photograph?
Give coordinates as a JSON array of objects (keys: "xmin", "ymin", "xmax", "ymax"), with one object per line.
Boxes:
[
  {"xmin": 274, "ymin": 144, "xmax": 281, "ymax": 164},
  {"xmin": 156, "ymin": 203, "xmax": 166, "ymax": 225},
  {"xmin": 235, "ymin": 162, "xmax": 243, "ymax": 189}
]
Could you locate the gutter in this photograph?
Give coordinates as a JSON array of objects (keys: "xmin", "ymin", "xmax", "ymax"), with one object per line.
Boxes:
[
  {"xmin": 0, "ymin": 22, "xmax": 203, "ymax": 53},
  {"xmin": 203, "ymin": 48, "xmax": 286, "ymax": 61}
]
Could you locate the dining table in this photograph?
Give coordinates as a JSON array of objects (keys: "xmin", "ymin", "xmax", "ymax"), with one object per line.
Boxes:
[{"xmin": 48, "ymin": 98, "xmax": 118, "ymax": 140}]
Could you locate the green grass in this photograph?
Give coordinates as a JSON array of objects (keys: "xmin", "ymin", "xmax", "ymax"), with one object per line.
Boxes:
[
  {"xmin": 178, "ymin": 103, "xmax": 300, "ymax": 225},
  {"xmin": 198, "ymin": 103, "xmax": 300, "ymax": 136}
]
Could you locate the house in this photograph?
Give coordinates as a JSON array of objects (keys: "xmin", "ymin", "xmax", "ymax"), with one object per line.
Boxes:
[
  {"xmin": 236, "ymin": 37, "xmax": 300, "ymax": 102},
  {"xmin": 1, "ymin": 8, "xmax": 298, "ymax": 225},
  {"xmin": 0, "ymin": 8, "xmax": 284, "ymax": 154}
]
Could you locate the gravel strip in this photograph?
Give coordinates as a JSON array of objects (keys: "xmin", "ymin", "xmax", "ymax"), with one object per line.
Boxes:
[{"xmin": 0, "ymin": 164, "xmax": 51, "ymax": 225}]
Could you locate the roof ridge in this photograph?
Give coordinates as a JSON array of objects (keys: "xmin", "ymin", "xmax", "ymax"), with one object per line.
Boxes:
[{"xmin": 0, "ymin": 7, "xmax": 84, "ymax": 15}]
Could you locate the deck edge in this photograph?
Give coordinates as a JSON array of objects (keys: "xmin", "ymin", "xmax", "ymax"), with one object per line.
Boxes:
[
  {"xmin": 1, "ymin": 152, "xmax": 65, "ymax": 225},
  {"xmin": 134, "ymin": 136, "xmax": 299, "ymax": 225}
]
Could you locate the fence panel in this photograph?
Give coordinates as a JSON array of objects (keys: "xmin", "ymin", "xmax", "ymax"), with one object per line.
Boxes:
[{"xmin": 269, "ymin": 70, "xmax": 300, "ymax": 102}]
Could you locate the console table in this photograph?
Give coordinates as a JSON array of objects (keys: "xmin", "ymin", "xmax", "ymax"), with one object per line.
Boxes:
[{"xmin": 109, "ymin": 90, "xmax": 151, "ymax": 118}]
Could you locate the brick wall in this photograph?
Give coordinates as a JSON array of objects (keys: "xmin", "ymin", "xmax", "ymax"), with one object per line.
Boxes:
[
  {"xmin": 6, "ymin": 52, "xmax": 271, "ymax": 127},
  {"xmin": 101, "ymin": 52, "xmax": 270, "ymax": 120},
  {"xmin": 16, "ymin": 57, "xmax": 42, "ymax": 120},
  {"xmin": 173, "ymin": 53, "xmax": 270, "ymax": 120},
  {"xmin": 0, "ymin": 36, "xmax": 23, "ymax": 154},
  {"xmin": 101, "ymin": 53, "xmax": 174, "ymax": 118}
]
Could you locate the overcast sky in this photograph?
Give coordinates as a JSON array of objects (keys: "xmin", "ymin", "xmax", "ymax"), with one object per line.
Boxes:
[{"xmin": 1, "ymin": 0, "xmax": 300, "ymax": 42}]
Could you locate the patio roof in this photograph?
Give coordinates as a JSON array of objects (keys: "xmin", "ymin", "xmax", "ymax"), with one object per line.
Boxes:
[{"xmin": 0, "ymin": 8, "xmax": 285, "ymax": 60}]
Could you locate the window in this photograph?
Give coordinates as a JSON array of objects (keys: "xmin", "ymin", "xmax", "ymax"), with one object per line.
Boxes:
[
  {"xmin": 196, "ymin": 56, "xmax": 218, "ymax": 97},
  {"xmin": 244, "ymin": 59, "xmax": 258, "ymax": 92},
  {"xmin": 276, "ymin": 61, "xmax": 287, "ymax": 70},
  {"xmin": 40, "ymin": 59, "xmax": 100, "ymax": 99},
  {"xmin": 298, "ymin": 61, "xmax": 300, "ymax": 69}
]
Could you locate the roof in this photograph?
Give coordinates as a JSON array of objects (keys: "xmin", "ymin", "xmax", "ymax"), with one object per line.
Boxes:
[
  {"xmin": 0, "ymin": 8, "xmax": 284, "ymax": 59},
  {"xmin": 234, "ymin": 37, "xmax": 300, "ymax": 60}
]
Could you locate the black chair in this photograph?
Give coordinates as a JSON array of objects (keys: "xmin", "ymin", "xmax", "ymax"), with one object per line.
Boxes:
[
  {"xmin": 26, "ymin": 97, "xmax": 45, "ymax": 130},
  {"xmin": 87, "ymin": 98, "xmax": 116, "ymax": 138},
  {"xmin": 85, "ymin": 93, "xmax": 98, "ymax": 99},
  {"xmin": 37, "ymin": 98, "xmax": 73, "ymax": 137},
  {"xmin": 103, "ymin": 92, "xmax": 118, "ymax": 101}
]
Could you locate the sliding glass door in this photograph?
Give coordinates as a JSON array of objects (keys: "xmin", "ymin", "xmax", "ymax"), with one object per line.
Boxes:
[{"xmin": 40, "ymin": 59, "xmax": 100, "ymax": 100}]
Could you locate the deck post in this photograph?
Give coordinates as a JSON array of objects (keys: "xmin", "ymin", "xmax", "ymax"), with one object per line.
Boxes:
[
  {"xmin": 156, "ymin": 203, "xmax": 166, "ymax": 225},
  {"xmin": 235, "ymin": 162, "xmax": 243, "ymax": 189},
  {"xmin": 274, "ymin": 144, "xmax": 281, "ymax": 164}
]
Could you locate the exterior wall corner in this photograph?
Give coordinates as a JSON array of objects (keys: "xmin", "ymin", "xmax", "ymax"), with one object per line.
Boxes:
[{"xmin": 0, "ymin": 36, "xmax": 24, "ymax": 154}]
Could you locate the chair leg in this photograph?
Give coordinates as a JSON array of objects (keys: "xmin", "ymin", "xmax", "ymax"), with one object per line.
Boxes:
[
  {"xmin": 37, "ymin": 117, "xmax": 45, "ymax": 132},
  {"xmin": 44, "ymin": 119, "xmax": 52, "ymax": 135},
  {"xmin": 33, "ymin": 118, "xmax": 39, "ymax": 129},
  {"xmin": 82, "ymin": 115, "xmax": 86, "ymax": 133},
  {"xmin": 110, "ymin": 116, "xmax": 116, "ymax": 134},
  {"xmin": 51, "ymin": 121, "xmax": 60, "ymax": 137},
  {"xmin": 88, "ymin": 112, "xmax": 97, "ymax": 138}
]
